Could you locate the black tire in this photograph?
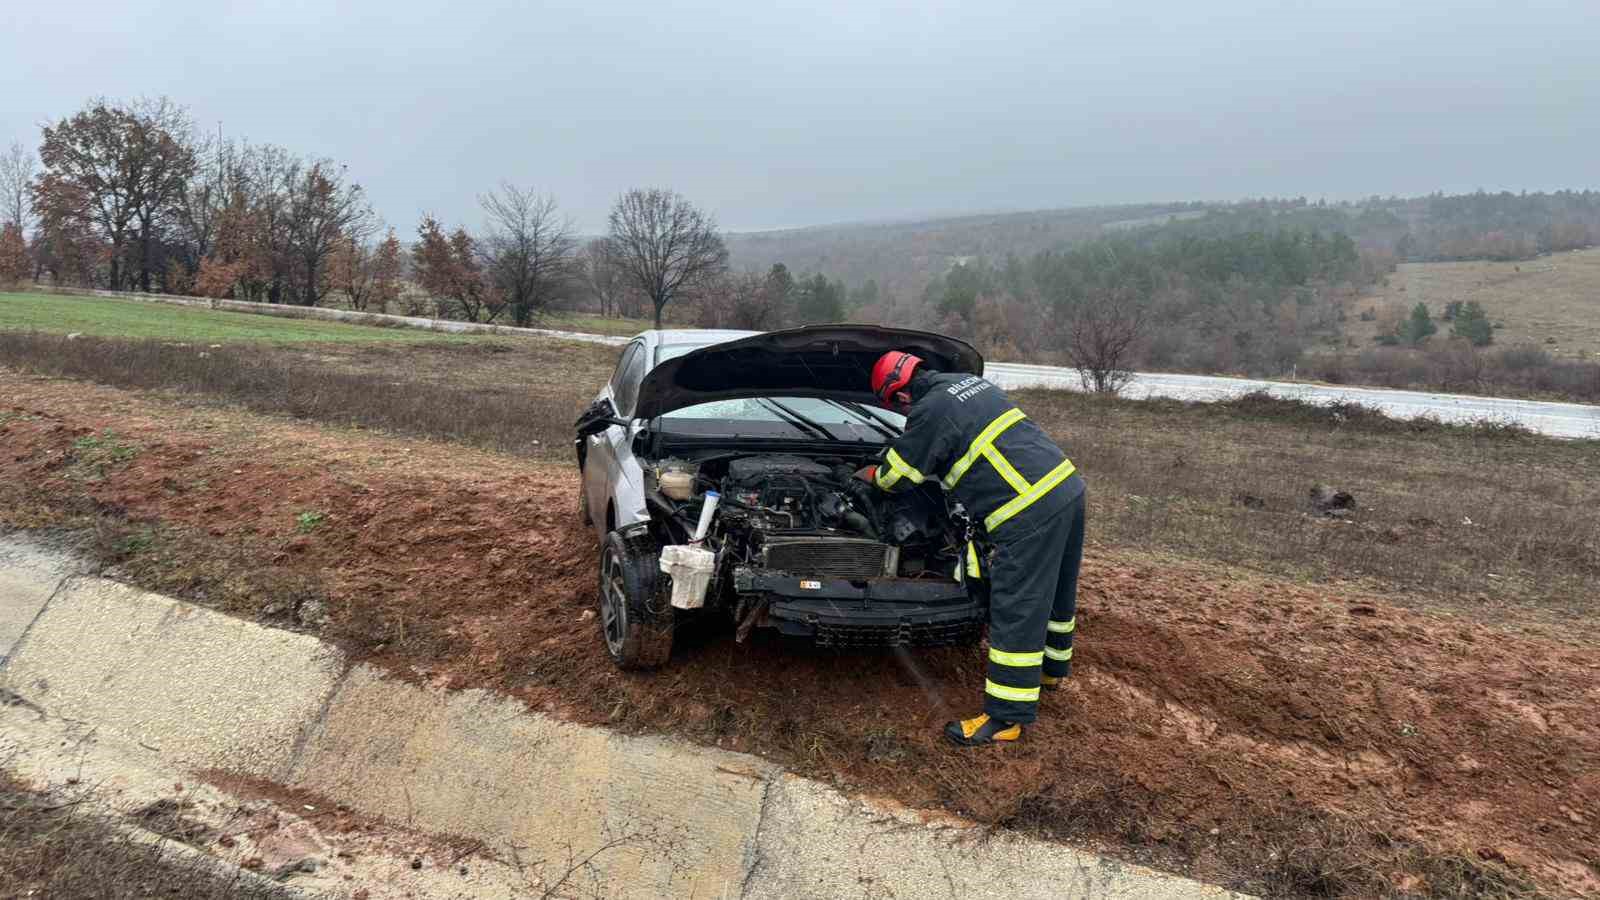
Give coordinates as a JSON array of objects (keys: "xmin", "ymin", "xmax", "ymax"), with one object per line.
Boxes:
[{"xmin": 597, "ymin": 530, "xmax": 674, "ymax": 669}]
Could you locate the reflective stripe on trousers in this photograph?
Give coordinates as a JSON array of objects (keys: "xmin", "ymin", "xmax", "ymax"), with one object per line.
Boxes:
[{"xmin": 980, "ymin": 478, "xmax": 1086, "ymax": 724}]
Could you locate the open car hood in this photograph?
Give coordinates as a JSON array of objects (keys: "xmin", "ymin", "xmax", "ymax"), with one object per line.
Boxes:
[{"xmin": 635, "ymin": 325, "xmax": 984, "ymax": 419}]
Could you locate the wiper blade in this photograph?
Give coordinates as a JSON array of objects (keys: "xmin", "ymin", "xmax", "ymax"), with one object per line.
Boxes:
[
  {"xmin": 822, "ymin": 399, "xmax": 900, "ymax": 439},
  {"xmin": 756, "ymin": 398, "xmax": 834, "ymax": 441}
]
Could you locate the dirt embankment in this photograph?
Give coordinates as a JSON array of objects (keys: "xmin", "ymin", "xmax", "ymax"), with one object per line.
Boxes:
[{"xmin": 3, "ymin": 376, "xmax": 1597, "ymax": 897}]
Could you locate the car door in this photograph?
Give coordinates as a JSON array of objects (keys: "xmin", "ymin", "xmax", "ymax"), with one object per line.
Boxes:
[{"xmin": 585, "ymin": 339, "xmax": 647, "ymax": 533}]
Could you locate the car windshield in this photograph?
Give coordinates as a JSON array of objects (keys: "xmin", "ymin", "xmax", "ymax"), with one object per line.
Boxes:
[
  {"xmin": 662, "ymin": 396, "xmax": 903, "ymax": 428},
  {"xmin": 652, "ymin": 342, "xmax": 903, "ymax": 436}
]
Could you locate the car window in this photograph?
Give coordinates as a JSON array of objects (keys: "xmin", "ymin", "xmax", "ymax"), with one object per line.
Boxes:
[
  {"xmin": 612, "ymin": 341, "xmax": 648, "ymax": 416},
  {"xmin": 608, "ymin": 342, "xmax": 639, "ymax": 393},
  {"xmin": 654, "ymin": 342, "xmax": 718, "ymax": 366},
  {"xmin": 663, "ymin": 396, "xmax": 904, "ymax": 429}
]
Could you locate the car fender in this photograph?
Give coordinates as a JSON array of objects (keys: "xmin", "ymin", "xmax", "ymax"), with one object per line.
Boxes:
[{"xmin": 610, "ymin": 421, "xmax": 650, "ymax": 530}]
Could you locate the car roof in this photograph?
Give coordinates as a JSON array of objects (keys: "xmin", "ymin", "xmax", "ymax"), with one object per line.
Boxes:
[{"xmin": 636, "ymin": 329, "xmax": 760, "ymax": 347}]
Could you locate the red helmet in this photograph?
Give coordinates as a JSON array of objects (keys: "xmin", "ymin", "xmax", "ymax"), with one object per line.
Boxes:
[{"xmin": 870, "ymin": 351, "xmax": 923, "ymax": 408}]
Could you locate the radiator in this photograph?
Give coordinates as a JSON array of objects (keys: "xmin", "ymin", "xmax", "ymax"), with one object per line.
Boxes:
[{"xmin": 761, "ymin": 537, "xmax": 894, "ymax": 579}]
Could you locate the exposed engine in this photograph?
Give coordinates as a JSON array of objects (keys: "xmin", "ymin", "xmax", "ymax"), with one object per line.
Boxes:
[{"xmin": 648, "ymin": 453, "xmax": 964, "ymax": 590}]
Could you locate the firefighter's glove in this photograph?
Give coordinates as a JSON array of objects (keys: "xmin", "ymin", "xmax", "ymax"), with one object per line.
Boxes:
[{"xmin": 852, "ymin": 465, "xmax": 877, "ymax": 484}]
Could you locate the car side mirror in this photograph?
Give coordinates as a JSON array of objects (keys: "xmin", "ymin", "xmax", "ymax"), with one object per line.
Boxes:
[{"xmin": 575, "ymin": 398, "xmax": 628, "ymax": 437}]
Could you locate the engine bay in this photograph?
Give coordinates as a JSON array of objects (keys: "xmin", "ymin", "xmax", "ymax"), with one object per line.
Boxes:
[{"xmin": 645, "ymin": 452, "xmax": 966, "ymax": 589}]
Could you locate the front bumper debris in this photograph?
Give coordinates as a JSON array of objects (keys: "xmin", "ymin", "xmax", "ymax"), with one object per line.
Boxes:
[{"xmin": 733, "ymin": 567, "xmax": 985, "ymax": 648}]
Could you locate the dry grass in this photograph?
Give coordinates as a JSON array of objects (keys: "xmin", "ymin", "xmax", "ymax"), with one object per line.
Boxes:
[
  {"xmin": 0, "ymin": 332, "xmax": 616, "ymax": 460},
  {"xmin": 1006, "ymin": 787, "xmax": 1545, "ymax": 900},
  {"xmin": 2, "ymin": 331, "xmax": 1594, "ymax": 618},
  {"xmin": 1018, "ymin": 388, "xmax": 1600, "ymax": 618},
  {"xmin": 0, "ymin": 771, "xmax": 288, "ymax": 899},
  {"xmin": 1303, "ymin": 344, "xmax": 1600, "ymax": 403},
  {"xmin": 4, "ymin": 364, "xmax": 1596, "ymax": 898},
  {"xmin": 1350, "ymin": 247, "xmax": 1600, "ymax": 358}
]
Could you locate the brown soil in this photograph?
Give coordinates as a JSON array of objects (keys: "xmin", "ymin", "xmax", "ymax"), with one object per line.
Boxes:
[{"xmin": 3, "ymin": 373, "xmax": 1598, "ymax": 897}]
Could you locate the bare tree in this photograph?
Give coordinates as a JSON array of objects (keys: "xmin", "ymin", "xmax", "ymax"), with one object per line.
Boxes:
[
  {"xmin": 370, "ymin": 227, "xmax": 404, "ymax": 312},
  {"xmin": 479, "ymin": 184, "xmax": 575, "ymax": 326},
  {"xmin": 126, "ymin": 97, "xmax": 197, "ymax": 291},
  {"xmin": 696, "ymin": 269, "xmax": 788, "ymax": 329},
  {"xmin": 326, "ymin": 224, "xmax": 382, "ymax": 311},
  {"xmin": 1063, "ymin": 299, "xmax": 1148, "ymax": 394},
  {"xmin": 283, "ymin": 159, "xmax": 372, "ymax": 306},
  {"xmin": 30, "ymin": 207, "xmax": 100, "ymax": 286},
  {"xmin": 605, "ymin": 188, "xmax": 728, "ymax": 329},
  {"xmin": 33, "ymin": 97, "xmax": 197, "ymax": 291},
  {"xmin": 577, "ymin": 238, "xmax": 624, "ymax": 317},
  {"xmin": 413, "ymin": 214, "xmax": 497, "ymax": 322},
  {"xmin": 0, "ymin": 140, "xmax": 36, "ymax": 231},
  {"xmin": 238, "ymin": 143, "xmax": 298, "ymax": 303},
  {"xmin": 174, "ymin": 132, "xmax": 235, "ymax": 279},
  {"xmin": 0, "ymin": 222, "xmax": 29, "ymax": 284},
  {"xmin": 34, "ymin": 101, "xmax": 140, "ymax": 289}
]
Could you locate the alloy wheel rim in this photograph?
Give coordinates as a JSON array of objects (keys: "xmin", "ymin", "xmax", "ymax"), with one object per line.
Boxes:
[{"xmin": 600, "ymin": 548, "xmax": 626, "ymax": 655}]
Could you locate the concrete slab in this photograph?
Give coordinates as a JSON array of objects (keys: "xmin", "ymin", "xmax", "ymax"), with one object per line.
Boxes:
[
  {"xmin": 0, "ymin": 576, "xmax": 345, "ymax": 777},
  {"xmin": 0, "ymin": 533, "xmax": 86, "ymax": 661},
  {"xmin": 1, "ymin": 541, "xmax": 1250, "ymax": 899},
  {"xmin": 289, "ymin": 664, "xmax": 774, "ymax": 899},
  {"xmin": 0, "ymin": 685, "xmax": 534, "ymax": 900},
  {"xmin": 746, "ymin": 773, "xmax": 1248, "ymax": 899}
]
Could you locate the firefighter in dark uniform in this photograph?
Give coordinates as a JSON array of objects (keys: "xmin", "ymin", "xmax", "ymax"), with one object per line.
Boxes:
[{"xmin": 856, "ymin": 350, "xmax": 1086, "ymax": 746}]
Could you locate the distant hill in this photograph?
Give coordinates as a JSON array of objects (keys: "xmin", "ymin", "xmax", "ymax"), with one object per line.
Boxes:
[
  {"xmin": 723, "ymin": 202, "xmax": 1206, "ymax": 295},
  {"xmin": 721, "ymin": 191, "xmax": 1600, "ymax": 297}
]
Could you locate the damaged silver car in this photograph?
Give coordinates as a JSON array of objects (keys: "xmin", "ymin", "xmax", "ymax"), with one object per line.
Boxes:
[{"xmin": 575, "ymin": 325, "xmax": 988, "ymax": 669}]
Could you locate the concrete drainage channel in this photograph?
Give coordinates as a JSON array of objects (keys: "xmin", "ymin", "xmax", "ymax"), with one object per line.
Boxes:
[{"xmin": 0, "ymin": 534, "xmax": 1246, "ymax": 899}]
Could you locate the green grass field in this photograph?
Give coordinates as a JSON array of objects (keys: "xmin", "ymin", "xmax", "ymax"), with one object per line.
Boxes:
[
  {"xmin": 0, "ymin": 291, "xmax": 658, "ymax": 343},
  {"xmin": 542, "ymin": 311, "xmax": 655, "ymax": 337},
  {"xmin": 0, "ymin": 293, "xmax": 480, "ymax": 344}
]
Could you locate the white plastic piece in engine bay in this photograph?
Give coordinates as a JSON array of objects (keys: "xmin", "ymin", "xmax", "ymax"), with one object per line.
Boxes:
[
  {"xmin": 659, "ymin": 544, "xmax": 716, "ymax": 609},
  {"xmin": 656, "ymin": 459, "xmax": 698, "ymax": 500},
  {"xmin": 692, "ymin": 490, "xmax": 720, "ymax": 541}
]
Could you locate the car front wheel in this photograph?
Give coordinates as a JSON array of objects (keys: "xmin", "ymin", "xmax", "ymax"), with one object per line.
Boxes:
[{"xmin": 597, "ymin": 530, "xmax": 674, "ymax": 669}]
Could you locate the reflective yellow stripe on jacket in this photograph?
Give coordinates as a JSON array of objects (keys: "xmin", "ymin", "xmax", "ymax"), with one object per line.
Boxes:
[
  {"xmin": 984, "ymin": 458, "xmax": 1076, "ymax": 532},
  {"xmin": 940, "ymin": 406, "xmax": 1076, "ymax": 533},
  {"xmin": 942, "ymin": 408, "xmax": 1025, "ymax": 489},
  {"xmin": 874, "ymin": 448, "xmax": 926, "ymax": 490}
]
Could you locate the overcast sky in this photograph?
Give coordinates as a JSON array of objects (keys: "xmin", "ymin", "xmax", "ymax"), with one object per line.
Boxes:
[{"xmin": 5, "ymin": 0, "xmax": 1598, "ymax": 233}]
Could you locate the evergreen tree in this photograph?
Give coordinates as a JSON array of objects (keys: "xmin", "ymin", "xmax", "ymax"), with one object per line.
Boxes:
[
  {"xmin": 1452, "ymin": 301, "xmax": 1493, "ymax": 346},
  {"xmin": 938, "ymin": 262, "xmax": 984, "ymax": 322},
  {"xmin": 791, "ymin": 272, "xmax": 845, "ymax": 324},
  {"xmin": 1400, "ymin": 302, "xmax": 1437, "ymax": 345}
]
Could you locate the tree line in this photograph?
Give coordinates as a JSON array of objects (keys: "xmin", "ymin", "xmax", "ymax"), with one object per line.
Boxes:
[
  {"xmin": 0, "ymin": 97, "xmax": 731, "ymax": 329},
  {"xmin": 876, "ymin": 226, "xmax": 1383, "ymax": 385},
  {"xmin": 4, "ymin": 95, "xmax": 1596, "ymax": 398},
  {"xmin": 1151, "ymin": 193, "xmax": 1600, "ymax": 263}
]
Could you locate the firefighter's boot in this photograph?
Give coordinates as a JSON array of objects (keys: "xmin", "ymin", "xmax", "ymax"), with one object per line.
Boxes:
[{"xmin": 944, "ymin": 713, "xmax": 1023, "ymax": 747}]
